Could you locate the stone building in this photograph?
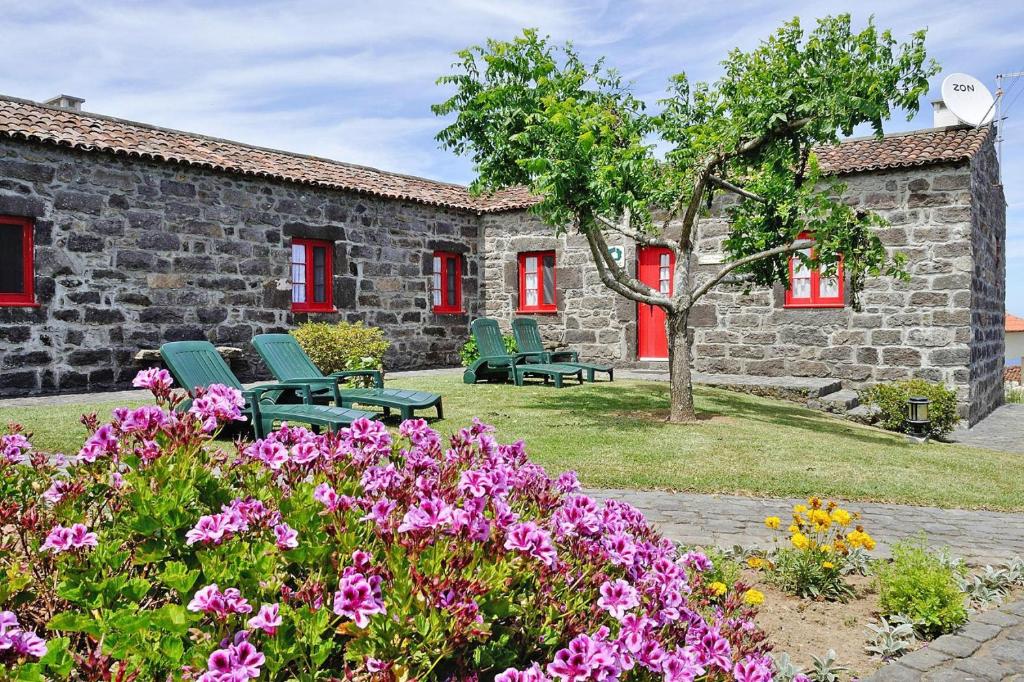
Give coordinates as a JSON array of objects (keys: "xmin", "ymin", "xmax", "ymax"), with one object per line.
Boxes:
[{"xmin": 0, "ymin": 94, "xmax": 1006, "ymax": 423}]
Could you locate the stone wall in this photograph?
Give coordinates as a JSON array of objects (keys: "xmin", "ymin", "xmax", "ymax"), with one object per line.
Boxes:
[
  {"xmin": 0, "ymin": 139, "xmax": 480, "ymax": 396},
  {"xmin": 479, "ymin": 210, "xmax": 634, "ymax": 364},
  {"xmin": 967, "ymin": 136, "xmax": 1007, "ymax": 423},
  {"xmin": 481, "ymin": 137, "xmax": 1006, "ymax": 423}
]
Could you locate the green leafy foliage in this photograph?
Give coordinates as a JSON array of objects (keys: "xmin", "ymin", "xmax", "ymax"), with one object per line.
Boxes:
[
  {"xmin": 861, "ymin": 378, "xmax": 960, "ymax": 437},
  {"xmin": 459, "ymin": 334, "xmax": 517, "ymax": 366},
  {"xmin": 768, "ymin": 548, "xmax": 854, "ymax": 602},
  {"xmin": 1, "ymin": 376, "xmax": 771, "ymax": 680},
  {"xmin": 874, "ymin": 537, "xmax": 968, "ymax": 638},
  {"xmin": 290, "ymin": 321, "xmax": 390, "ymax": 376}
]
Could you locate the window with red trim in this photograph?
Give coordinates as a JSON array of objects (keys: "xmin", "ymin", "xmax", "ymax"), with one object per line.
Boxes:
[
  {"xmin": 784, "ymin": 232, "xmax": 844, "ymax": 308},
  {"xmin": 0, "ymin": 216, "xmax": 35, "ymax": 307},
  {"xmin": 431, "ymin": 251, "xmax": 463, "ymax": 313},
  {"xmin": 290, "ymin": 238, "xmax": 334, "ymax": 312},
  {"xmin": 517, "ymin": 251, "xmax": 557, "ymax": 313}
]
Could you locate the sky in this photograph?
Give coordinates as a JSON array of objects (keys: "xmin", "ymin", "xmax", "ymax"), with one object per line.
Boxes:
[{"xmin": 2, "ymin": 0, "xmax": 1023, "ymax": 313}]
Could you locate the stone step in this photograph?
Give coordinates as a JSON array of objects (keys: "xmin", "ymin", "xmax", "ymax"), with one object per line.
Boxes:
[
  {"xmin": 846, "ymin": 403, "xmax": 881, "ymax": 424},
  {"xmin": 692, "ymin": 372, "xmax": 843, "ymax": 403},
  {"xmin": 812, "ymin": 388, "xmax": 861, "ymax": 413}
]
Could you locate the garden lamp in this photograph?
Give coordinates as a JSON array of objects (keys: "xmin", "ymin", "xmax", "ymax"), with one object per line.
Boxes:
[{"xmin": 906, "ymin": 396, "xmax": 931, "ymax": 438}]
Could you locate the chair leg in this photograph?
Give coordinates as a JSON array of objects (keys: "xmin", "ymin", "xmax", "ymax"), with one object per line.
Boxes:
[
  {"xmin": 577, "ymin": 372, "xmax": 584, "ymax": 385},
  {"xmin": 435, "ymin": 402, "xmax": 444, "ymax": 419},
  {"xmin": 383, "ymin": 406, "xmax": 391, "ymax": 418},
  {"xmin": 608, "ymin": 369, "xmax": 614, "ymax": 382},
  {"xmin": 401, "ymin": 406, "xmax": 412, "ymax": 421},
  {"xmin": 553, "ymin": 374, "xmax": 563, "ymax": 388},
  {"xmin": 586, "ymin": 369, "xmax": 595, "ymax": 382}
]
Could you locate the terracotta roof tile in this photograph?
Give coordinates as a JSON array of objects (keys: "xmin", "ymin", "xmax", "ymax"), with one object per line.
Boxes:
[
  {"xmin": 0, "ymin": 95, "xmax": 536, "ymax": 213},
  {"xmin": 1007, "ymin": 313, "xmax": 1024, "ymax": 333},
  {"xmin": 0, "ymin": 95, "xmax": 990, "ymax": 212},
  {"xmin": 815, "ymin": 126, "xmax": 990, "ymax": 175}
]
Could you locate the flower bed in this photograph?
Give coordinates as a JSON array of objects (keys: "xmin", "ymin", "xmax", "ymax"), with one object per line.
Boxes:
[{"xmin": 1, "ymin": 371, "xmax": 773, "ymax": 681}]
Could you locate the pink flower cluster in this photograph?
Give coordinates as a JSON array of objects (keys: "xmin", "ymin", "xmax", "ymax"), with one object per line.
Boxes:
[
  {"xmin": 1, "ymin": 433, "xmax": 31, "ymax": 465},
  {"xmin": 189, "ymin": 384, "xmax": 247, "ymax": 432},
  {"xmin": 0, "ymin": 611, "xmax": 46, "ymax": 661},
  {"xmin": 333, "ymin": 565, "xmax": 386, "ymax": 628},
  {"xmin": 132, "ymin": 367, "xmax": 174, "ymax": 394},
  {"xmin": 247, "ymin": 604, "xmax": 283, "ymax": 636},
  {"xmin": 187, "ymin": 584, "xmax": 252, "ymax": 619},
  {"xmin": 40, "ymin": 523, "xmax": 98, "ymax": 554},
  {"xmin": 196, "ymin": 632, "xmax": 264, "ymax": 682},
  {"xmin": 185, "ymin": 498, "xmax": 281, "ymax": 546}
]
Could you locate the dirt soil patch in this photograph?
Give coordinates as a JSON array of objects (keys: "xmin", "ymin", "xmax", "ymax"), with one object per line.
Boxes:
[{"xmin": 751, "ymin": 572, "xmax": 892, "ymax": 679}]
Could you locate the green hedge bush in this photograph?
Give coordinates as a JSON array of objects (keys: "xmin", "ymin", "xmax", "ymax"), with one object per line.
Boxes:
[
  {"xmin": 875, "ymin": 537, "xmax": 968, "ymax": 638},
  {"xmin": 459, "ymin": 334, "xmax": 517, "ymax": 366},
  {"xmin": 861, "ymin": 378, "xmax": 959, "ymax": 437},
  {"xmin": 291, "ymin": 321, "xmax": 390, "ymax": 376}
]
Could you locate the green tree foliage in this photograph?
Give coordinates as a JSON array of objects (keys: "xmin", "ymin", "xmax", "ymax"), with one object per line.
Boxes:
[{"xmin": 434, "ymin": 16, "xmax": 938, "ymax": 421}]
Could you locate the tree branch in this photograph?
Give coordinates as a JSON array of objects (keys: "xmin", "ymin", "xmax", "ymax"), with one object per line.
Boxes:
[
  {"xmin": 690, "ymin": 239, "xmax": 813, "ymax": 303},
  {"xmin": 708, "ymin": 175, "xmax": 766, "ymax": 203},
  {"xmin": 729, "ymin": 117, "xmax": 812, "ymax": 159},
  {"xmin": 594, "ymin": 213, "xmax": 678, "ymax": 251},
  {"xmin": 583, "ymin": 226, "xmax": 673, "ymax": 307}
]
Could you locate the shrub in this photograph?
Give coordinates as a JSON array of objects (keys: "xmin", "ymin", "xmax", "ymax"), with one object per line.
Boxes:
[
  {"xmin": 761, "ymin": 497, "xmax": 875, "ymax": 601},
  {"xmin": 861, "ymin": 379, "xmax": 959, "ymax": 437},
  {"xmin": 0, "ymin": 370, "xmax": 773, "ymax": 680},
  {"xmin": 459, "ymin": 334, "xmax": 517, "ymax": 366},
  {"xmin": 874, "ymin": 537, "xmax": 968, "ymax": 638},
  {"xmin": 291, "ymin": 321, "xmax": 390, "ymax": 380}
]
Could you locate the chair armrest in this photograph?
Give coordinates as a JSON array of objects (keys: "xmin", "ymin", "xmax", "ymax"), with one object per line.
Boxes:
[
  {"xmin": 244, "ymin": 383, "xmax": 313, "ymax": 405},
  {"xmin": 330, "ymin": 369, "xmax": 384, "ymax": 388},
  {"xmin": 281, "ymin": 377, "xmax": 338, "ymax": 386},
  {"xmin": 479, "ymin": 355, "xmax": 513, "ymax": 367}
]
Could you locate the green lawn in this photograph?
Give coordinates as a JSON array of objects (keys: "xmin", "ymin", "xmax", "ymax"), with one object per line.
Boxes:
[{"xmin": 3, "ymin": 376, "xmax": 1021, "ymax": 511}]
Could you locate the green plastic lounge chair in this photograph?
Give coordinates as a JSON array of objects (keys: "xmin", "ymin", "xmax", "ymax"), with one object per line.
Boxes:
[
  {"xmin": 512, "ymin": 317, "xmax": 614, "ymax": 382},
  {"xmin": 159, "ymin": 340, "xmax": 377, "ymax": 439},
  {"xmin": 463, "ymin": 318, "xmax": 583, "ymax": 387},
  {"xmin": 251, "ymin": 334, "xmax": 443, "ymax": 420}
]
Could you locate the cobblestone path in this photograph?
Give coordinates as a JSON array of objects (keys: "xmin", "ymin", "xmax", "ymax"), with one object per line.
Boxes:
[{"xmin": 589, "ymin": 489, "xmax": 1024, "ymax": 566}]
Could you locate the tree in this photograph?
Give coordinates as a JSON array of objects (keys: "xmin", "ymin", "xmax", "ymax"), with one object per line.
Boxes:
[{"xmin": 433, "ymin": 15, "xmax": 938, "ymax": 422}]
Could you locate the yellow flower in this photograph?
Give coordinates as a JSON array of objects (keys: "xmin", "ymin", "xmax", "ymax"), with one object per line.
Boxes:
[
  {"xmin": 787, "ymin": 524, "xmax": 800, "ymax": 534},
  {"xmin": 821, "ymin": 544, "xmax": 834, "ymax": 554},
  {"xmin": 743, "ymin": 589, "xmax": 765, "ymax": 606},
  {"xmin": 831, "ymin": 508, "xmax": 852, "ymax": 526},
  {"xmin": 764, "ymin": 516, "xmax": 781, "ymax": 530},
  {"xmin": 791, "ymin": 532, "xmax": 811, "ymax": 550},
  {"xmin": 793, "ymin": 504, "xmax": 808, "ymax": 515},
  {"xmin": 846, "ymin": 529, "xmax": 877, "ymax": 551},
  {"xmin": 809, "ymin": 496, "xmax": 823, "ymax": 510},
  {"xmin": 708, "ymin": 581, "xmax": 727, "ymax": 597},
  {"xmin": 810, "ymin": 509, "xmax": 831, "ymax": 528},
  {"xmin": 822, "ymin": 561, "xmax": 835, "ymax": 569}
]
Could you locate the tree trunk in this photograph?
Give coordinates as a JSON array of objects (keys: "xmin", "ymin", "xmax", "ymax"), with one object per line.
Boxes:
[{"xmin": 666, "ymin": 310, "xmax": 698, "ymax": 423}]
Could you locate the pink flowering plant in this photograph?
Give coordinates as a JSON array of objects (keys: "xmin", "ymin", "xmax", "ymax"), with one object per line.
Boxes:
[{"xmin": 1, "ymin": 369, "xmax": 772, "ymax": 681}]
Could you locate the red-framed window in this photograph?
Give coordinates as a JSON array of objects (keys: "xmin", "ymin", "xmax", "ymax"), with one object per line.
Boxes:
[
  {"xmin": 0, "ymin": 216, "xmax": 35, "ymax": 307},
  {"xmin": 784, "ymin": 232, "xmax": 844, "ymax": 308},
  {"xmin": 431, "ymin": 251, "xmax": 463, "ymax": 313},
  {"xmin": 290, "ymin": 238, "xmax": 334, "ymax": 312},
  {"xmin": 517, "ymin": 251, "xmax": 557, "ymax": 313}
]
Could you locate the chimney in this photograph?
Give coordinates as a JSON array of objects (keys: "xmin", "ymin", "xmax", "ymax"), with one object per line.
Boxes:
[
  {"xmin": 43, "ymin": 94, "xmax": 85, "ymax": 111},
  {"xmin": 931, "ymin": 99, "xmax": 961, "ymax": 127}
]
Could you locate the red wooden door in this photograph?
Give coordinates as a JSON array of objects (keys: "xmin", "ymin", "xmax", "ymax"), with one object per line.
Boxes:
[{"xmin": 636, "ymin": 247, "xmax": 674, "ymax": 360}]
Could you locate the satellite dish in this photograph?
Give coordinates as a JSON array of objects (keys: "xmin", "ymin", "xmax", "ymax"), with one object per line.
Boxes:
[{"xmin": 941, "ymin": 73, "xmax": 995, "ymax": 126}]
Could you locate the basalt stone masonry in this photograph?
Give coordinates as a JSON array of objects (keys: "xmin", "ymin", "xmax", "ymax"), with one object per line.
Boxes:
[
  {"xmin": 0, "ymin": 95, "xmax": 1007, "ymax": 425},
  {"xmin": 480, "ymin": 131, "xmax": 1006, "ymax": 424},
  {"xmin": 0, "ymin": 137, "xmax": 482, "ymax": 395}
]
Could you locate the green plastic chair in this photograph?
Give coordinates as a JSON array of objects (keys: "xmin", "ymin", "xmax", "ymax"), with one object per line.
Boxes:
[
  {"xmin": 512, "ymin": 317, "xmax": 613, "ymax": 382},
  {"xmin": 251, "ymin": 334, "xmax": 443, "ymax": 420},
  {"xmin": 463, "ymin": 318, "xmax": 583, "ymax": 387},
  {"xmin": 159, "ymin": 340, "xmax": 377, "ymax": 439}
]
